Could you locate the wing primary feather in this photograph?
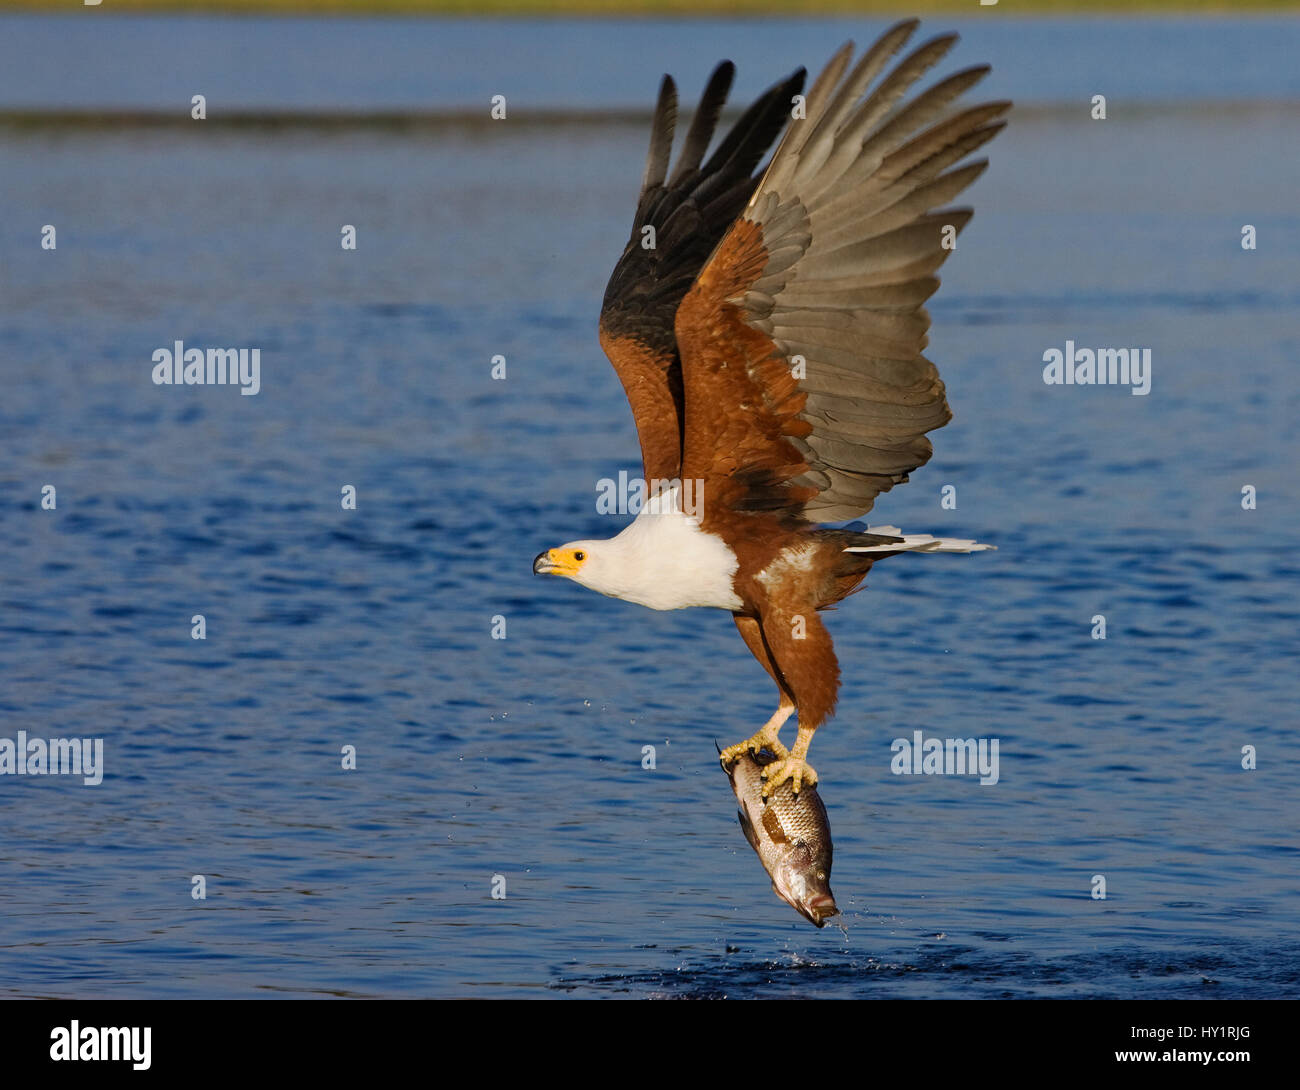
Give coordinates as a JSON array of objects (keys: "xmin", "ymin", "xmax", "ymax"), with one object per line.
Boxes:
[
  {"xmin": 667, "ymin": 61, "xmax": 735, "ymax": 187},
  {"xmin": 795, "ymin": 21, "xmax": 922, "ymax": 176},
  {"xmin": 700, "ymin": 68, "xmax": 807, "ymax": 182},
  {"xmin": 640, "ymin": 75, "xmax": 677, "ymax": 198}
]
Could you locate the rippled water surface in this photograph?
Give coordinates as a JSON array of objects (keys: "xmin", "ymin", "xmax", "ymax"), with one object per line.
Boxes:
[{"xmin": 1, "ymin": 14, "xmax": 1298, "ymax": 998}]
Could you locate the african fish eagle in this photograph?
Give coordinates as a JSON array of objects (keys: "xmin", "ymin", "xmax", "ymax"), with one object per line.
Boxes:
[{"xmin": 534, "ymin": 20, "xmax": 1007, "ymax": 796}]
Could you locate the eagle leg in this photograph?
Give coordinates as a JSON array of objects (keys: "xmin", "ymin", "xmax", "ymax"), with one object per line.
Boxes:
[
  {"xmin": 760, "ymin": 724, "xmax": 818, "ymax": 797},
  {"xmin": 750, "ymin": 607, "xmax": 835, "ymax": 797},
  {"xmin": 719, "ymin": 701, "xmax": 793, "ymax": 767}
]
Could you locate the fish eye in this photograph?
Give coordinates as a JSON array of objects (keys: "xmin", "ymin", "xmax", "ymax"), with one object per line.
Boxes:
[{"xmin": 574, "ymin": 551, "xmax": 586, "ymax": 562}]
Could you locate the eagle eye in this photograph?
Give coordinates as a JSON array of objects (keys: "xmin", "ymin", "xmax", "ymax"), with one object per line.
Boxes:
[{"xmin": 574, "ymin": 551, "xmax": 586, "ymax": 562}]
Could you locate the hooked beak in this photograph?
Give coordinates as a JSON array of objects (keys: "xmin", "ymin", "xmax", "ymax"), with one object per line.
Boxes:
[{"xmin": 534, "ymin": 549, "xmax": 583, "ymax": 577}]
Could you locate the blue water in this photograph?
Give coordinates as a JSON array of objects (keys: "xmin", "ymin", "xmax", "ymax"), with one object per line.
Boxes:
[
  {"xmin": 1, "ymin": 14, "xmax": 1298, "ymax": 999},
  {"xmin": 3, "ymin": 13, "xmax": 1300, "ymax": 111}
]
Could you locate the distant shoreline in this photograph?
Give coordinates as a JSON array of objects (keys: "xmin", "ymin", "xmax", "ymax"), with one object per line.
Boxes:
[
  {"xmin": 4, "ymin": 101, "xmax": 1297, "ymax": 130},
  {"xmin": 2, "ymin": 0, "xmax": 1296, "ymax": 16}
]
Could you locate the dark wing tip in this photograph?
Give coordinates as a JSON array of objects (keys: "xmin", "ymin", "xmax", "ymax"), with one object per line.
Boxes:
[
  {"xmin": 668, "ymin": 59, "xmax": 737, "ymax": 186},
  {"xmin": 640, "ymin": 74, "xmax": 678, "ymax": 196}
]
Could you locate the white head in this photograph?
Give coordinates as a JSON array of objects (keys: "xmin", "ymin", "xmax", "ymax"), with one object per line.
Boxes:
[{"xmin": 532, "ymin": 488, "xmax": 742, "ymax": 613}]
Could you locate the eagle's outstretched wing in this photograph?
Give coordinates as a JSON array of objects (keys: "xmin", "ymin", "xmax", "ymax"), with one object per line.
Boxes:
[
  {"xmin": 599, "ymin": 63, "xmax": 806, "ymax": 485},
  {"xmin": 674, "ymin": 20, "xmax": 1010, "ymax": 526}
]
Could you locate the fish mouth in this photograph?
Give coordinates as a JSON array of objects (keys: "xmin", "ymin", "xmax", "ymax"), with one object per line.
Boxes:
[
  {"xmin": 799, "ymin": 892, "xmax": 839, "ymax": 928},
  {"xmin": 773, "ymin": 871, "xmax": 838, "ymax": 928}
]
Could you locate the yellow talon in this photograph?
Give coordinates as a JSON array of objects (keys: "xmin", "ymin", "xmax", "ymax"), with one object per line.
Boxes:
[
  {"xmin": 719, "ymin": 729, "xmax": 788, "ymax": 769},
  {"xmin": 761, "ymin": 755, "xmax": 818, "ymax": 798}
]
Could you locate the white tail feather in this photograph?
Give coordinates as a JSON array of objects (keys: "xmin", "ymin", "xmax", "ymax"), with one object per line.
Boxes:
[{"xmin": 844, "ymin": 526, "xmax": 995, "ymax": 554}]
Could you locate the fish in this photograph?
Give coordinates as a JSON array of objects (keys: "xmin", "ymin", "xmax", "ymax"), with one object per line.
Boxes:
[{"xmin": 719, "ymin": 745, "xmax": 838, "ymax": 927}]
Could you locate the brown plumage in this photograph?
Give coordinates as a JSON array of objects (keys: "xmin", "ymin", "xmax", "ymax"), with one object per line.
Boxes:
[{"xmin": 535, "ymin": 20, "xmax": 1006, "ymax": 795}]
